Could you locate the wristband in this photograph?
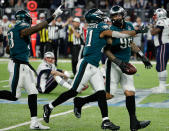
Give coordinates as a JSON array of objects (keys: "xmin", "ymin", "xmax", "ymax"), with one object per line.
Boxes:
[
  {"xmin": 112, "ymin": 58, "xmax": 122, "ymax": 66},
  {"xmin": 112, "ymin": 31, "xmax": 130, "ymax": 38},
  {"xmin": 137, "ymin": 51, "xmax": 144, "ymax": 57}
]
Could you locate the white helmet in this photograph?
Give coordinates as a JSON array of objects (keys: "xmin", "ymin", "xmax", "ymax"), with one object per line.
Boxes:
[
  {"xmin": 44, "ymin": 52, "xmax": 54, "ymax": 58},
  {"xmin": 154, "ymin": 8, "xmax": 167, "ymax": 20}
]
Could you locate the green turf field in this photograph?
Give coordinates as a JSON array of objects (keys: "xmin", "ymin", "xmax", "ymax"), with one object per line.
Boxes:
[{"xmin": 0, "ymin": 59, "xmax": 169, "ymax": 131}]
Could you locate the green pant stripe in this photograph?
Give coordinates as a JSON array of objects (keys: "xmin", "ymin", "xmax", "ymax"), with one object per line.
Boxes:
[
  {"xmin": 11, "ymin": 63, "xmax": 20, "ymax": 96},
  {"xmin": 72, "ymin": 60, "xmax": 88, "ymax": 90},
  {"xmin": 106, "ymin": 60, "xmax": 111, "ymax": 93}
]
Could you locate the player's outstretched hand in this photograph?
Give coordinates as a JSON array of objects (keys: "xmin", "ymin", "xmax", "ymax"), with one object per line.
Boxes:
[
  {"xmin": 135, "ymin": 26, "xmax": 149, "ymax": 34},
  {"xmin": 141, "ymin": 56, "xmax": 152, "ymax": 69},
  {"xmin": 53, "ymin": 5, "xmax": 63, "ymax": 18}
]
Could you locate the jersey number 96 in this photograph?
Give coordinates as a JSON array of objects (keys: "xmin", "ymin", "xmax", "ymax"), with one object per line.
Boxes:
[{"xmin": 120, "ymin": 37, "xmax": 133, "ymax": 49}]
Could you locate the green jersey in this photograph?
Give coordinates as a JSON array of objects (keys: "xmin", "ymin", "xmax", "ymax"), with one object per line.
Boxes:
[
  {"xmin": 110, "ymin": 22, "xmax": 134, "ymax": 62},
  {"xmin": 83, "ymin": 22, "xmax": 109, "ymax": 67},
  {"xmin": 8, "ymin": 22, "xmax": 30, "ymax": 62}
]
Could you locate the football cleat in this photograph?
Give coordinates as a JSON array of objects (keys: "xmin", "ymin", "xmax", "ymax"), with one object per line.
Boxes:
[
  {"xmin": 130, "ymin": 120, "xmax": 151, "ymax": 131},
  {"xmin": 101, "ymin": 120, "xmax": 120, "ymax": 130},
  {"xmin": 73, "ymin": 97, "xmax": 83, "ymax": 118},
  {"xmin": 30, "ymin": 121, "xmax": 50, "ymax": 130},
  {"xmin": 43, "ymin": 104, "xmax": 52, "ymax": 123}
]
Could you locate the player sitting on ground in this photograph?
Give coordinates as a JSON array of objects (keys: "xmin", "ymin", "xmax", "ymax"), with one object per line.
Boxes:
[
  {"xmin": 37, "ymin": 52, "xmax": 72, "ymax": 93},
  {"xmin": 0, "ymin": 5, "xmax": 63, "ymax": 130}
]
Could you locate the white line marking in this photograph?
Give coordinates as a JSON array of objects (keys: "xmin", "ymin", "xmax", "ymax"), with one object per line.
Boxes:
[
  {"xmin": 0, "ymin": 80, "xmax": 8, "ymax": 83},
  {"xmin": 0, "ymin": 59, "xmax": 71, "ymax": 63},
  {"xmin": 0, "ymin": 105, "xmax": 91, "ymax": 131},
  {"xmin": 2, "ymin": 85, "xmax": 9, "ymax": 88}
]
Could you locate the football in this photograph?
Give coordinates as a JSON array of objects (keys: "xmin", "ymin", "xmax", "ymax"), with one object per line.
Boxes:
[{"xmin": 125, "ymin": 63, "xmax": 137, "ymax": 75}]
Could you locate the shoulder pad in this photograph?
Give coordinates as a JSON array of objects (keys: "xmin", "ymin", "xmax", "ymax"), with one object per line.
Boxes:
[
  {"xmin": 99, "ymin": 22, "xmax": 109, "ymax": 30},
  {"xmin": 156, "ymin": 20, "xmax": 164, "ymax": 26}
]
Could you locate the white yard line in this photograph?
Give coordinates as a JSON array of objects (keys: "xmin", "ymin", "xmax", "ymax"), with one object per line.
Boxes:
[
  {"xmin": 2, "ymin": 85, "xmax": 9, "ymax": 88},
  {"xmin": 0, "ymin": 59, "xmax": 71, "ymax": 63},
  {"xmin": 0, "ymin": 105, "xmax": 91, "ymax": 131},
  {"xmin": 0, "ymin": 80, "xmax": 8, "ymax": 83}
]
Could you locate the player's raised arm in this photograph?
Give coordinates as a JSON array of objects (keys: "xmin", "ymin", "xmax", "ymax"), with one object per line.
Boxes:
[
  {"xmin": 100, "ymin": 26, "xmax": 148, "ymax": 38},
  {"xmin": 20, "ymin": 5, "xmax": 63, "ymax": 38},
  {"xmin": 100, "ymin": 30, "xmax": 136, "ymax": 38}
]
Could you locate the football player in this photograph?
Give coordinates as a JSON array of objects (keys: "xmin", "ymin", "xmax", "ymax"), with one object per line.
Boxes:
[
  {"xmin": 103, "ymin": 5, "xmax": 152, "ymax": 131},
  {"xmin": 0, "ymin": 6, "xmax": 63, "ymax": 130},
  {"xmin": 151, "ymin": 8, "xmax": 169, "ymax": 93},
  {"xmin": 37, "ymin": 52, "xmax": 72, "ymax": 93},
  {"xmin": 43, "ymin": 8, "xmax": 147, "ymax": 130}
]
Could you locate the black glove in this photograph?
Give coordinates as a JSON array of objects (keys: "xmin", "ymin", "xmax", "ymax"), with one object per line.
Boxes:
[
  {"xmin": 135, "ymin": 26, "xmax": 148, "ymax": 34},
  {"xmin": 141, "ymin": 56, "xmax": 152, "ymax": 69},
  {"xmin": 137, "ymin": 51, "xmax": 152, "ymax": 69},
  {"xmin": 112, "ymin": 58, "xmax": 129, "ymax": 74}
]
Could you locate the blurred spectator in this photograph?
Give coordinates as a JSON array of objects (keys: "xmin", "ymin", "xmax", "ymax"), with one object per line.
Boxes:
[
  {"xmin": 0, "ymin": 27, "xmax": 3, "ymax": 56},
  {"xmin": 48, "ymin": 19, "xmax": 59, "ymax": 65},
  {"xmin": 136, "ymin": 0, "xmax": 148, "ymax": 9},
  {"xmin": 146, "ymin": 23, "xmax": 155, "ymax": 60},
  {"xmin": 50, "ymin": 0, "xmax": 61, "ymax": 9},
  {"xmin": 65, "ymin": 0, "xmax": 76, "ymax": 9},
  {"xmin": 66, "ymin": 16, "xmax": 73, "ymax": 57},
  {"xmin": 131, "ymin": 0, "xmax": 137, "ymax": 8},
  {"xmin": 99, "ymin": 0, "xmax": 108, "ymax": 9},
  {"xmin": 56, "ymin": 17, "xmax": 66, "ymax": 57},
  {"xmin": 48, "ymin": 17, "xmax": 70, "ymax": 65},
  {"xmin": 14, "ymin": 0, "xmax": 24, "ymax": 11},
  {"xmin": 113, "ymin": 0, "xmax": 123, "ymax": 7},
  {"xmin": 133, "ymin": 17, "xmax": 145, "ymax": 59},
  {"xmin": 75, "ymin": 0, "xmax": 86, "ymax": 8},
  {"xmin": 70, "ymin": 17, "xmax": 84, "ymax": 75},
  {"xmin": 125, "ymin": 15, "xmax": 131, "ymax": 22},
  {"xmin": 38, "ymin": 13, "xmax": 49, "ymax": 59},
  {"xmin": 0, "ymin": 15, "xmax": 10, "ymax": 56},
  {"xmin": 86, "ymin": 0, "xmax": 96, "ymax": 9},
  {"xmin": 124, "ymin": 0, "xmax": 131, "ymax": 9},
  {"xmin": 8, "ymin": 15, "xmax": 16, "ymax": 29}
]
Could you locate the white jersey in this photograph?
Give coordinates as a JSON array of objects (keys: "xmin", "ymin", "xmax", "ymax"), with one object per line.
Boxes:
[
  {"xmin": 48, "ymin": 23, "xmax": 59, "ymax": 40},
  {"xmin": 0, "ymin": 21, "xmax": 10, "ymax": 36},
  {"xmin": 154, "ymin": 18, "xmax": 169, "ymax": 47},
  {"xmin": 37, "ymin": 61, "xmax": 56, "ymax": 91},
  {"xmin": 73, "ymin": 26, "xmax": 84, "ymax": 45}
]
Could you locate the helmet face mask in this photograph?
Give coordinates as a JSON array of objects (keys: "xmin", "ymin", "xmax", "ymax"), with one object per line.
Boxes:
[
  {"xmin": 44, "ymin": 52, "xmax": 55, "ymax": 65},
  {"xmin": 110, "ymin": 5, "xmax": 126, "ymax": 27},
  {"xmin": 85, "ymin": 9, "xmax": 106, "ymax": 24},
  {"xmin": 15, "ymin": 10, "xmax": 32, "ymax": 25},
  {"xmin": 153, "ymin": 8, "xmax": 167, "ymax": 21}
]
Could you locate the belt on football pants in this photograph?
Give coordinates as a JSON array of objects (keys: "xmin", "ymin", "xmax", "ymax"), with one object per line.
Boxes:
[{"xmin": 12, "ymin": 58, "xmax": 38, "ymax": 76}]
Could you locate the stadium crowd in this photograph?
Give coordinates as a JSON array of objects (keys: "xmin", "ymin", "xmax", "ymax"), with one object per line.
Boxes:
[{"xmin": 0, "ymin": 0, "xmax": 168, "ymax": 61}]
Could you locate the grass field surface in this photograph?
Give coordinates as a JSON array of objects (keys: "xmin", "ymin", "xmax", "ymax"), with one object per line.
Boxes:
[{"xmin": 0, "ymin": 59, "xmax": 169, "ymax": 131}]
